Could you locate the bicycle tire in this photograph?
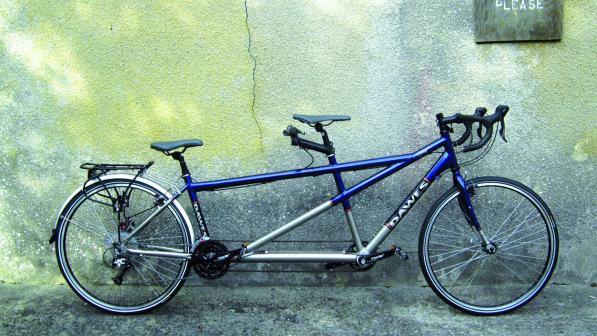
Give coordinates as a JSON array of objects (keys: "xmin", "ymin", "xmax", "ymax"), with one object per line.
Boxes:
[
  {"xmin": 55, "ymin": 174, "xmax": 193, "ymax": 314},
  {"xmin": 419, "ymin": 176, "xmax": 558, "ymax": 315}
]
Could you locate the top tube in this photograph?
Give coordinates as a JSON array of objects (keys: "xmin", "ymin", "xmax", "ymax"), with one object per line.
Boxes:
[{"xmin": 188, "ymin": 137, "xmax": 449, "ymax": 192}]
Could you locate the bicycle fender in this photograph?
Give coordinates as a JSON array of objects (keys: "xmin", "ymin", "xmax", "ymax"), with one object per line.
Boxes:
[{"xmin": 50, "ymin": 174, "xmax": 195, "ymax": 245}]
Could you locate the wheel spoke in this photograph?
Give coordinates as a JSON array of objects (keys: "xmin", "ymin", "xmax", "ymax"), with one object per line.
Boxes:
[
  {"xmin": 135, "ymin": 257, "xmax": 178, "ymax": 283},
  {"xmin": 57, "ymin": 179, "xmax": 190, "ymax": 313},
  {"xmin": 430, "ymin": 246, "xmax": 478, "ymax": 264},
  {"xmin": 492, "ymin": 218, "xmax": 544, "ymax": 243},
  {"xmin": 435, "ymin": 252, "xmax": 486, "ymax": 279},
  {"xmin": 496, "ymin": 210, "xmax": 540, "ymax": 244},
  {"xmin": 421, "ymin": 179, "xmax": 557, "ymax": 314},
  {"xmin": 499, "ymin": 235, "xmax": 548, "ymax": 252},
  {"xmin": 62, "ymin": 216, "xmax": 108, "ymax": 238},
  {"xmin": 89, "ymin": 203, "xmax": 113, "ymax": 233},
  {"xmin": 429, "ymin": 241, "xmax": 473, "ymax": 250},
  {"xmin": 497, "ymin": 253, "xmax": 545, "ymax": 273},
  {"xmin": 489, "ymin": 198, "xmax": 525, "ymax": 241},
  {"xmin": 461, "ymin": 255, "xmax": 489, "ymax": 293},
  {"xmin": 493, "ymin": 257, "xmax": 532, "ymax": 283},
  {"xmin": 444, "ymin": 250, "xmax": 485, "ymax": 288},
  {"xmin": 133, "ymin": 262, "xmax": 160, "ymax": 297},
  {"xmin": 440, "ymin": 214, "xmax": 471, "ymax": 238}
]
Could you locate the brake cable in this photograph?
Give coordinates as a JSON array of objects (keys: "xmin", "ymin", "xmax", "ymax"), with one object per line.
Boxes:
[
  {"xmin": 459, "ymin": 128, "xmax": 498, "ymax": 168},
  {"xmin": 302, "ymin": 148, "xmax": 315, "ymax": 169}
]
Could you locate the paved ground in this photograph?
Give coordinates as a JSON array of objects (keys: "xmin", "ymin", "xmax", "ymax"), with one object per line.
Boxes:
[{"xmin": 1, "ymin": 283, "xmax": 595, "ymax": 335}]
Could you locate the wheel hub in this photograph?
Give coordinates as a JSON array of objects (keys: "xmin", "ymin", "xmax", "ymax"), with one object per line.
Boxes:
[
  {"xmin": 103, "ymin": 231, "xmax": 139, "ymax": 267},
  {"xmin": 483, "ymin": 242, "xmax": 498, "ymax": 254}
]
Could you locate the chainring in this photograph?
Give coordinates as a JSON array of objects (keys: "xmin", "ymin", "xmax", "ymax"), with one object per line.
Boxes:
[{"xmin": 191, "ymin": 240, "xmax": 230, "ymax": 280}]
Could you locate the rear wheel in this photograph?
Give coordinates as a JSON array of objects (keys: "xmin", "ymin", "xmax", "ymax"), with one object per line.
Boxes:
[
  {"xmin": 419, "ymin": 177, "xmax": 558, "ymax": 315},
  {"xmin": 55, "ymin": 176, "xmax": 192, "ymax": 314}
]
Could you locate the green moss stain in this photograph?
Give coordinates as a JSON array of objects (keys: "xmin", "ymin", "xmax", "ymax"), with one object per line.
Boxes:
[
  {"xmin": 572, "ymin": 127, "xmax": 597, "ymax": 162},
  {"xmin": 3, "ymin": 1, "xmax": 262, "ymax": 162},
  {"xmin": 525, "ymin": 1, "xmax": 597, "ymax": 161},
  {"xmin": 0, "ymin": 1, "xmax": 371, "ymax": 283},
  {"xmin": 0, "ymin": 0, "xmax": 263, "ymax": 283}
]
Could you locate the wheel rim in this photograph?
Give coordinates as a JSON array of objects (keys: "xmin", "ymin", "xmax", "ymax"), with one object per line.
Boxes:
[
  {"xmin": 57, "ymin": 180, "xmax": 190, "ymax": 313},
  {"xmin": 422, "ymin": 181, "xmax": 557, "ymax": 313}
]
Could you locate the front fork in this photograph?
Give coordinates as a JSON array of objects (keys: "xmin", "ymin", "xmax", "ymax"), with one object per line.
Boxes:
[
  {"xmin": 453, "ymin": 171, "xmax": 495, "ymax": 253},
  {"xmin": 440, "ymin": 117, "xmax": 496, "ymax": 253}
]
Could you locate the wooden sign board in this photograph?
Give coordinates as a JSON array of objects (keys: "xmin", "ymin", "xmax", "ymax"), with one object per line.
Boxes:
[{"xmin": 474, "ymin": 0, "xmax": 563, "ymax": 42}]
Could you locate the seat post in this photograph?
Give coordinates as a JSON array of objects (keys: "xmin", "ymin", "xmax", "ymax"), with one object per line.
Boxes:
[
  {"xmin": 315, "ymin": 123, "xmax": 334, "ymax": 154},
  {"xmin": 171, "ymin": 152, "xmax": 190, "ymax": 177}
]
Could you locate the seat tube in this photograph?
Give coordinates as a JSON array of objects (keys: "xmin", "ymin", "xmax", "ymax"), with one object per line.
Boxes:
[
  {"xmin": 328, "ymin": 154, "xmax": 364, "ymax": 250},
  {"xmin": 177, "ymin": 154, "xmax": 209, "ymax": 237}
]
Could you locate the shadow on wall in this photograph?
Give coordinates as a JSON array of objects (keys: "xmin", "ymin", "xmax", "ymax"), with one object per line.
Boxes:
[
  {"xmin": 0, "ymin": 0, "xmax": 373, "ymax": 284},
  {"xmin": 0, "ymin": 1, "xmax": 258, "ymax": 283},
  {"xmin": 0, "ymin": 1, "xmax": 595, "ymax": 285}
]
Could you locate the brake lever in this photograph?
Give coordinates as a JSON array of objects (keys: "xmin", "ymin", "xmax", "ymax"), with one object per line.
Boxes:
[
  {"xmin": 499, "ymin": 119, "xmax": 507, "ymax": 142},
  {"xmin": 476, "ymin": 123, "xmax": 484, "ymax": 138},
  {"xmin": 474, "ymin": 107, "xmax": 487, "ymax": 139}
]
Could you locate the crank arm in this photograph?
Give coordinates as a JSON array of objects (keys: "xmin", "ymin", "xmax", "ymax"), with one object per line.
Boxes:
[{"xmin": 365, "ymin": 245, "xmax": 398, "ymax": 263}]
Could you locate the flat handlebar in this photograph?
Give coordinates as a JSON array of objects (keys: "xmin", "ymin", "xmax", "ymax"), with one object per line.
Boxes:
[{"xmin": 283, "ymin": 125, "xmax": 334, "ymax": 155}]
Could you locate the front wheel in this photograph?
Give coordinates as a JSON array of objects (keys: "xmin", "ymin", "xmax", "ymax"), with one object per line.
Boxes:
[{"xmin": 419, "ymin": 177, "xmax": 558, "ymax": 315}]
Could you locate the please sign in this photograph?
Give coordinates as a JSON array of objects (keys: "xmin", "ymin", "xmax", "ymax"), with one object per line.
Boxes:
[{"xmin": 474, "ymin": 0, "xmax": 563, "ymax": 42}]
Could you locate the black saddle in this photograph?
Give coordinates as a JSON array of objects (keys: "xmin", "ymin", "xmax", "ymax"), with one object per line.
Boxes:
[
  {"xmin": 293, "ymin": 114, "xmax": 350, "ymax": 125},
  {"xmin": 150, "ymin": 139, "xmax": 203, "ymax": 153}
]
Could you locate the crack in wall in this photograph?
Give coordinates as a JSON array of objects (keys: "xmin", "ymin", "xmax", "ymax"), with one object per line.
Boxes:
[{"xmin": 244, "ymin": 0, "xmax": 264, "ymax": 153}]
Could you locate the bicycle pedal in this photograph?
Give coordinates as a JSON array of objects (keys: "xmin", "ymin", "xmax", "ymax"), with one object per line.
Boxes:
[{"xmin": 395, "ymin": 247, "xmax": 408, "ymax": 260}]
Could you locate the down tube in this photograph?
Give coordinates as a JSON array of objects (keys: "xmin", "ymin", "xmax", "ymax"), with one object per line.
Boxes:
[{"xmin": 364, "ymin": 152, "xmax": 451, "ymax": 254}]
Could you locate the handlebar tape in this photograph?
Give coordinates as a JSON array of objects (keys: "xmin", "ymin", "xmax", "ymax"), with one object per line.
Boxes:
[
  {"xmin": 297, "ymin": 138, "xmax": 333, "ymax": 155},
  {"xmin": 441, "ymin": 105, "xmax": 509, "ymax": 153},
  {"xmin": 462, "ymin": 105, "xmax": 508, "ymax": 152},
  {"xmin": 452, "ymin": 107, "xmax": 488, "ymax": 146}
]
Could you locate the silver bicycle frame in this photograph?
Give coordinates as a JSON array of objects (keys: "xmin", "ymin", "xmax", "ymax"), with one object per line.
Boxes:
[
  {"xmin": 124, "ymin": 146, "xmax": 450, "ymax": 263},
  {"xmin": 124, "ymin": 178, "xmax": 432, "ymax": 264},
  {"xmin": 125, "ymin": 199, "xmax": 362, "ymax": 263}
]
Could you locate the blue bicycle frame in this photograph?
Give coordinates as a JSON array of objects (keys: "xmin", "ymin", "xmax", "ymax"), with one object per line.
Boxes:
[{"xmin": 125, "ymin": 127, "xmax": 485, "ymax": 264}]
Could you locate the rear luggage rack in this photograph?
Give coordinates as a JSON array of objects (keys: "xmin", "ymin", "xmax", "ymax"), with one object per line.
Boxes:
[
  {"xmin": 79, "ymin": 161, "xmax": 155, "ymax": 208},
  {"xmin": 80, "ymin": 162, "xmax": 154, "ymax": 179}
]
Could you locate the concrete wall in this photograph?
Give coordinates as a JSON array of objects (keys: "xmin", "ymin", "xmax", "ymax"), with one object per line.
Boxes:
[{"xmin": 0, "ymin": 1, "xmax": 595, "ymax": 286}]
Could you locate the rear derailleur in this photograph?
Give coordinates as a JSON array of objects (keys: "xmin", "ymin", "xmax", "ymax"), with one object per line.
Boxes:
[{"xmin": 109, "ymin": 255, "xmax": 131, "ymax": 286}]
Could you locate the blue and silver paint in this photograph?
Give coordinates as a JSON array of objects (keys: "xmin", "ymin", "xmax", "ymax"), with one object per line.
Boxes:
[{"xmin": 122, "ymin": 130, "xmax": 483, "ymax": 262}]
